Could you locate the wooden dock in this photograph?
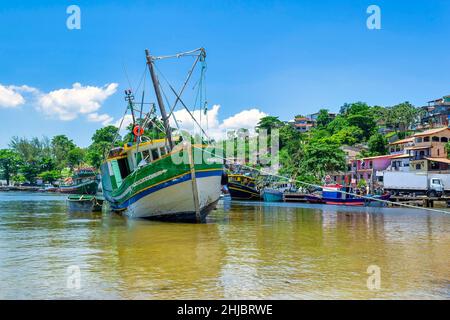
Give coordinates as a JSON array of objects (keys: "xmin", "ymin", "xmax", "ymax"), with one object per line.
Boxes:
[
  {"xmin": 389, "ymin": 196, "xmax": 450, "ymax": 208},
  {"xmin": 282, "ymin": 192, "xmax": 450, "ymax": 208},
  {"xmin": 283, "ymin": 192, "xmax": 309, "ymax": 202}
]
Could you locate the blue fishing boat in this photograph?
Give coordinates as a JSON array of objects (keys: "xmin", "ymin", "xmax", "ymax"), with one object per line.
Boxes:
[
  {"xmin": 261, "ymin": 182, "xmax": 293, "ymax": 202},
  {"xmin": 305, "ymin": 184, "xmax": 391, "ymax": 206}
]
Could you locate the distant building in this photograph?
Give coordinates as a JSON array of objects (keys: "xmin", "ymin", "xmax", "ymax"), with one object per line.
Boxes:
[
  {"xmin": 293, "ymin": 116, "xmax": 314, "ymax": 133},
  {"xmin": 349, "ymin": 154, "xmax": 394, "ymax": 188},
  {"xmin": 307, "ymin": 112, "xmax": 337, "ymax": 122},
  {"xmin": 408, "ymin": 127, "xmax": 450, "ymax": 172},
  {"xmin": 291, "ymin": 112, "xmax": 336, "ymax": 133},
  {"xmin": 386, "ymin": 137, "xmax": 414, "ymax": 172},
  {"xmin": 419, "ymin": 95, "xmax": 450, "ymax": 129},
  {"xmin": 329, "ymin": 145, "xmax": 367, "ymax": 185}
]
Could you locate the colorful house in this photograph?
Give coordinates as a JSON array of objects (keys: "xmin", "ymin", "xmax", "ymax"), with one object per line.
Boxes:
[
  {"xmin": 419, "ymin": 95, "xmax": 450, "ymax": 129},
  {"xmin": 408, "ymin": 127, "xmax": 450, "ymax": 172},
  {"xmin": 349, "ymin": 154, "xmax": 394, "ymax": 188},
  {"xmin": 293, "ymin": 116, "xmax": 314, "ymax": 133},
  {"xmin": 387, "ymin": 137, "xmax": 414, "ymax": 172}
]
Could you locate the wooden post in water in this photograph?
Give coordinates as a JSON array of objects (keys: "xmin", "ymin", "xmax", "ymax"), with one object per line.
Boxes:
[{"xmin": 186, "ymin": 143, "xmax": 201, "ymax": 222}]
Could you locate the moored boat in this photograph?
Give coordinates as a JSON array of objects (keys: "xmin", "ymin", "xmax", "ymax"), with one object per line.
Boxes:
[
  {"xmin": 261, "ymin": 182, "xmax": 293, "ymax": 202},
  {"xmin": 59, "ymin": 168, "xmax": 99, "ymax": 195},
  {"xmin": 100, "ymin": 48, "xmax": 223, "ymax": 222},
  {"xmin": 228, "ymin": 174, "xmax": 262, "ymax": 201},
  {"xmin": 67, "ymin": 194, "xmax": 104, "ymax": 212},
  {"xmin": 305, "ymin": 184, "xmax": 391, "ymax": 206}
]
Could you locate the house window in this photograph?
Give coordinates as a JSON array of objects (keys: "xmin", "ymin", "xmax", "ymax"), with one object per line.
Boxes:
[
  {"xmin": 424, "ymin": 136, "xmax": 430, "ymax": 142},
  {"xmin": 390, "ymin": 147, "xmax": 395, "ymax": 153},
  {"xmin": 432, "ymin": 136, "xmax": 440, "ymax": 142},
  {"xmin": 416, "ymin": 137, "xmax": 423, "ymax": 143},
  {"xmin": 441, "ymin": 137, "xmax": 448, "ymax": 143},
  {"xmin": 416, "ymin": 164, "xmax": 421, "ymax": 170},
  {"xmin": 369, "ymin": 161, "xmax": 373, "ymax": 169}
]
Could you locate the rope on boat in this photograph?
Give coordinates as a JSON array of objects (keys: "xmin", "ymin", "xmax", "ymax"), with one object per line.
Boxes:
[{"xmin": 193, "ymin": 145, "xmax": 450, "ymax": 215}]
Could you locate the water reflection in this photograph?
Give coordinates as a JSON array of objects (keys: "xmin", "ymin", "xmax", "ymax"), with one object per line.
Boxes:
[{"xmin": 0, "ymin": 193, "xmax": 448, "ymax": 299}]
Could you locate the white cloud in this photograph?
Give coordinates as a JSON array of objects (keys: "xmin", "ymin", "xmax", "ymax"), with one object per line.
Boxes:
[
  {"xmin": 0, "ymin": 84, "xmax": 26, "ymax": 108},
  {"xmin": 114, "ymin": 114, "xmax": 134, "ymax": 135},
  {"xmin": 87, "ymin": 112, "xmax": 114, "ymax": 126},
  {"xmin": 221, "ymin": 108, "xmax": 267, "ymax": 132},
  {"xmin": 36, "ymin": 82, "xmax": 118, "ymax": 121},
  {"xmin": 171, "ymin": 105, "xmax": 267, "ymax": 140}
]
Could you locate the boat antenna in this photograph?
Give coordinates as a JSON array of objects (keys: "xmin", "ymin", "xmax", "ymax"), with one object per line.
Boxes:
[{"xmin": 145, "ymin": 49, "xmax": 174, "ymax": 150}]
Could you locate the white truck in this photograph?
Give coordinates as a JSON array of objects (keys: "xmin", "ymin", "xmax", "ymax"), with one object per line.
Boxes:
[{"xmin": 383, "ymin": 171, "xmax": 450, "ymax": 197}]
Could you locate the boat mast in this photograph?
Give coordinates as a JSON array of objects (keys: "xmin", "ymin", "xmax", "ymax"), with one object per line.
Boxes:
[{"xmin": 145, "ymin": 49, "xmax": 174, "ymax": 150}]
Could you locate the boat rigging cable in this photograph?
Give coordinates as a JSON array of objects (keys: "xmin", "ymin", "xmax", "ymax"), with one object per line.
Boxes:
[{"xmin": 195, "ymin": 145, "xmax": 450, "ymax": 215}]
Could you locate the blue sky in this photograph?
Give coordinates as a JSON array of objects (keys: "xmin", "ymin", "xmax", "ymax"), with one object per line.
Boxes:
[{"xmin": 1, "ymin": 0, "xmax": 450, "ymax": 147}]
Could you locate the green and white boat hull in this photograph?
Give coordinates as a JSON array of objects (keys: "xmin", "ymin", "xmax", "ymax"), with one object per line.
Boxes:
[{"xmin": 101, "ymin": 145, "xmax": 223, "ymax": 222}]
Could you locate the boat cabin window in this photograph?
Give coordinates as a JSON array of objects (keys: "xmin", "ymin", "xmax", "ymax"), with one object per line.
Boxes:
[
  {"xmin": 117, "ymin": 157, "xmax": 131, "ymax": 179},
  {"xmin": 151, "ymin": 148, "xmax": 159, "ymax": 161},
  {"xmin": 142, "ymin": 150, "xmax": 150, "ymax": 161}
]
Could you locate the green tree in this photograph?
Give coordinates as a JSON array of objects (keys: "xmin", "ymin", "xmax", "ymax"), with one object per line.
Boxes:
[
  {"xmin": 39, "ymin": 170, "xmax": 61, "ymax": 183},
  {"xmin": 86, "ymin": 126, "xmax": 121, "ymax": 169},
  {"xmin": 51, "ymin": 135, "xmax": 76, "ymax": 169},
  {"xmin": 316, "ymin": 109, "xmax": 332, "ymax": 127},
  {"xmin": 385, "ymin": 102, "xmax": 419, "ymax": 133},
  {"xmin": 67, "ymin": 147, "xmax": 86, "ymax": 169},
  {"xmin": 330, "ymin": 126, "xmax": 364, "ymax": 146},
  {"xmin": 19, "ymin": 162, "xmax": 40, "ymax": 184},
  {"xmin": 256, "ymin": 116, "xmax": 284, "ymax": 134},
  {"xmin": 0, "ymin": 149, "xmax": 22, "ymax": 185},
  {"xmin": 12, "ymin": 174, "xmax": 26, "ymax": 185},
  {"xmin": 92, "ymin": 126, "xmax": 120, "ymax": 145},
  {"xmin": 367, "ymin": 133, "xmax": 388, "ymax": 155},
  {"xmin": 300, "ymin": 139, "xmax": 346, "ymax": 180}
]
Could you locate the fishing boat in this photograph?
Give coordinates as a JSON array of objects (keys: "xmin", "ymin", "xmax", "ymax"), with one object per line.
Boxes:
[
  {"xmin": 100, "ymin": 48, "xmax": 224, "ymax": 222},
  {"xmin": 261, "ymin": 182, "xmax": 293, "ymax": 202},
  {"xmin": 59, "ymin": 168, "xmax": 99, "ymax": 195},
  {"xmin": 67, "ymin": 194, "xmax": 104, "ymax": 212},
  {"xmin": 227, "ymin": 174, "xmax": 262, "ymax": 201},
  {"xmin": 305, "ymin": 184, "xmax": 391, "ymax": 206},
  {"xmin": 38, "ymin": 183, "xmax": 58, "ymax": 192}
]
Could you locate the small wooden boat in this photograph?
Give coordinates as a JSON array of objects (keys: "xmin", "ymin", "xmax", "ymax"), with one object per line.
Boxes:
[
  {"xmin": 67, "ymin": 194, "xmax": 104, "ymax": 212},
  {"xmin": 262, "ymin": 182, "xmax": 293, "ymax": 202},
  {"xmin": 262, "ymin": 189, "xmax": 283, "ymax": 202},
  {"xmin": 227, "ymin": 174, "xmax": 262, "ymax": 201}
]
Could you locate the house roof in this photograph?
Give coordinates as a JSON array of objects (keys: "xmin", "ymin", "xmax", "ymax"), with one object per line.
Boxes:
[
  {"xmin": 425, "ymin": 157, "xmax": 450, "ymax": 164},
  {"xmin": 389, "ymin": 137, "xmax": 414, "ymax": 145},
  {"xmin": 413, "ymin": 127, "xmax": 450, "ymax": 137},
  {"xmin": 391, "ymin": 154, "xmax": 410, "ymax": 159},
  {"xmin": 360, "ymin": 154, "xmax": 394, "ymax": 161},
  {"xmin": 405, "ymin": 146, "xmax": 431, "ymax": 150}
]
